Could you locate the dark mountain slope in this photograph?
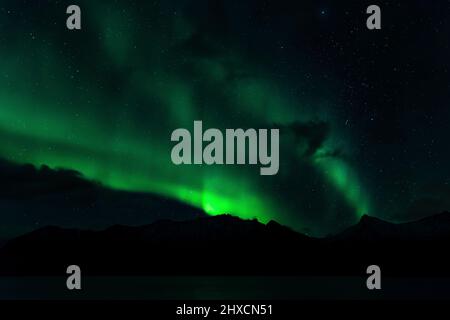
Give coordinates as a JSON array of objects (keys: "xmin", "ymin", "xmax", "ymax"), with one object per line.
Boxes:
[{"xmin": 1, "ymin": 212, "xmax": 450, "ymax": 277}]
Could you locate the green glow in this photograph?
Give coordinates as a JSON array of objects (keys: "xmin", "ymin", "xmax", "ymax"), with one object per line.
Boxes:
[
  {"xmin": 0, "ymin": 1, "xmax": 373, "ymax": 235},
  {"xmin": 314, "ymin": 151, "xmax": 370, "ymax": 218}
]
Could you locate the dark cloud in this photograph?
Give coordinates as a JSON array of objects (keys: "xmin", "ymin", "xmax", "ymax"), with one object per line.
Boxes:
[
  {"xmin": 278, "ymin": 120, "xmax": 330, "ymax": 157},
  {"xmin": 0, "ymin": 158, "xmax": 205, "ymax": 238}
]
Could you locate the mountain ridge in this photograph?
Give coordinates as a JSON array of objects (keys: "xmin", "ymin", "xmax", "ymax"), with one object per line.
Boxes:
[{"xmin": 1, "ymin": 211, "xmax": 450, "ymax": 277}]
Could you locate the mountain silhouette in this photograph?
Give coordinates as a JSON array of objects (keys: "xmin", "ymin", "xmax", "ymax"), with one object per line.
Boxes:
[
  {"xmin": 1, "ymin": 158, "xmax": 450, "ymax": 277},
  {"xmin": 333, "ymin": 213, "xmax": 450, "ymax": 241},
  {"xmin": 1, "ymin": 212, "xmax": 449, "ymax": 277}
]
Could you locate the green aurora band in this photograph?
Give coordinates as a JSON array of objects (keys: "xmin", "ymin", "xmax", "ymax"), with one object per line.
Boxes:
[{"xmin": 0, "ymin": 1, "xmax": 370, "ymax": 235}]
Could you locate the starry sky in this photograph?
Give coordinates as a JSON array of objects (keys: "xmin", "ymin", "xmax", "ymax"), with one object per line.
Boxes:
[{"xmin": 0, "ymin": 0, "xmax": 449, "ymax": 236}]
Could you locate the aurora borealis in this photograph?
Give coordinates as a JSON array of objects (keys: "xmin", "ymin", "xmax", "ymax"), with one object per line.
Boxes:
[{"xmin": 1, "ymin": 0, "xmax": 450, "ymax": 237}]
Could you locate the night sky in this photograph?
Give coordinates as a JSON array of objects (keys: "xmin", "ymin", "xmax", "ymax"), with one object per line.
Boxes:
[{"xmin": 0, "ymin": 0, "xmax": 449, "ymax": 236}]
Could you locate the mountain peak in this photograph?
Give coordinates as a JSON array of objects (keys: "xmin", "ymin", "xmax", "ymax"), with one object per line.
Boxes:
[{"xmin": 358, "ymin": 214, "xmax": 388, "ymax": 226}]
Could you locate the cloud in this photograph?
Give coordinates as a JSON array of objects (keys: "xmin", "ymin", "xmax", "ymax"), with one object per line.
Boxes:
[{"xmin": 277, "ymin": 120, "xmax": 330, "ymax": 157}]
